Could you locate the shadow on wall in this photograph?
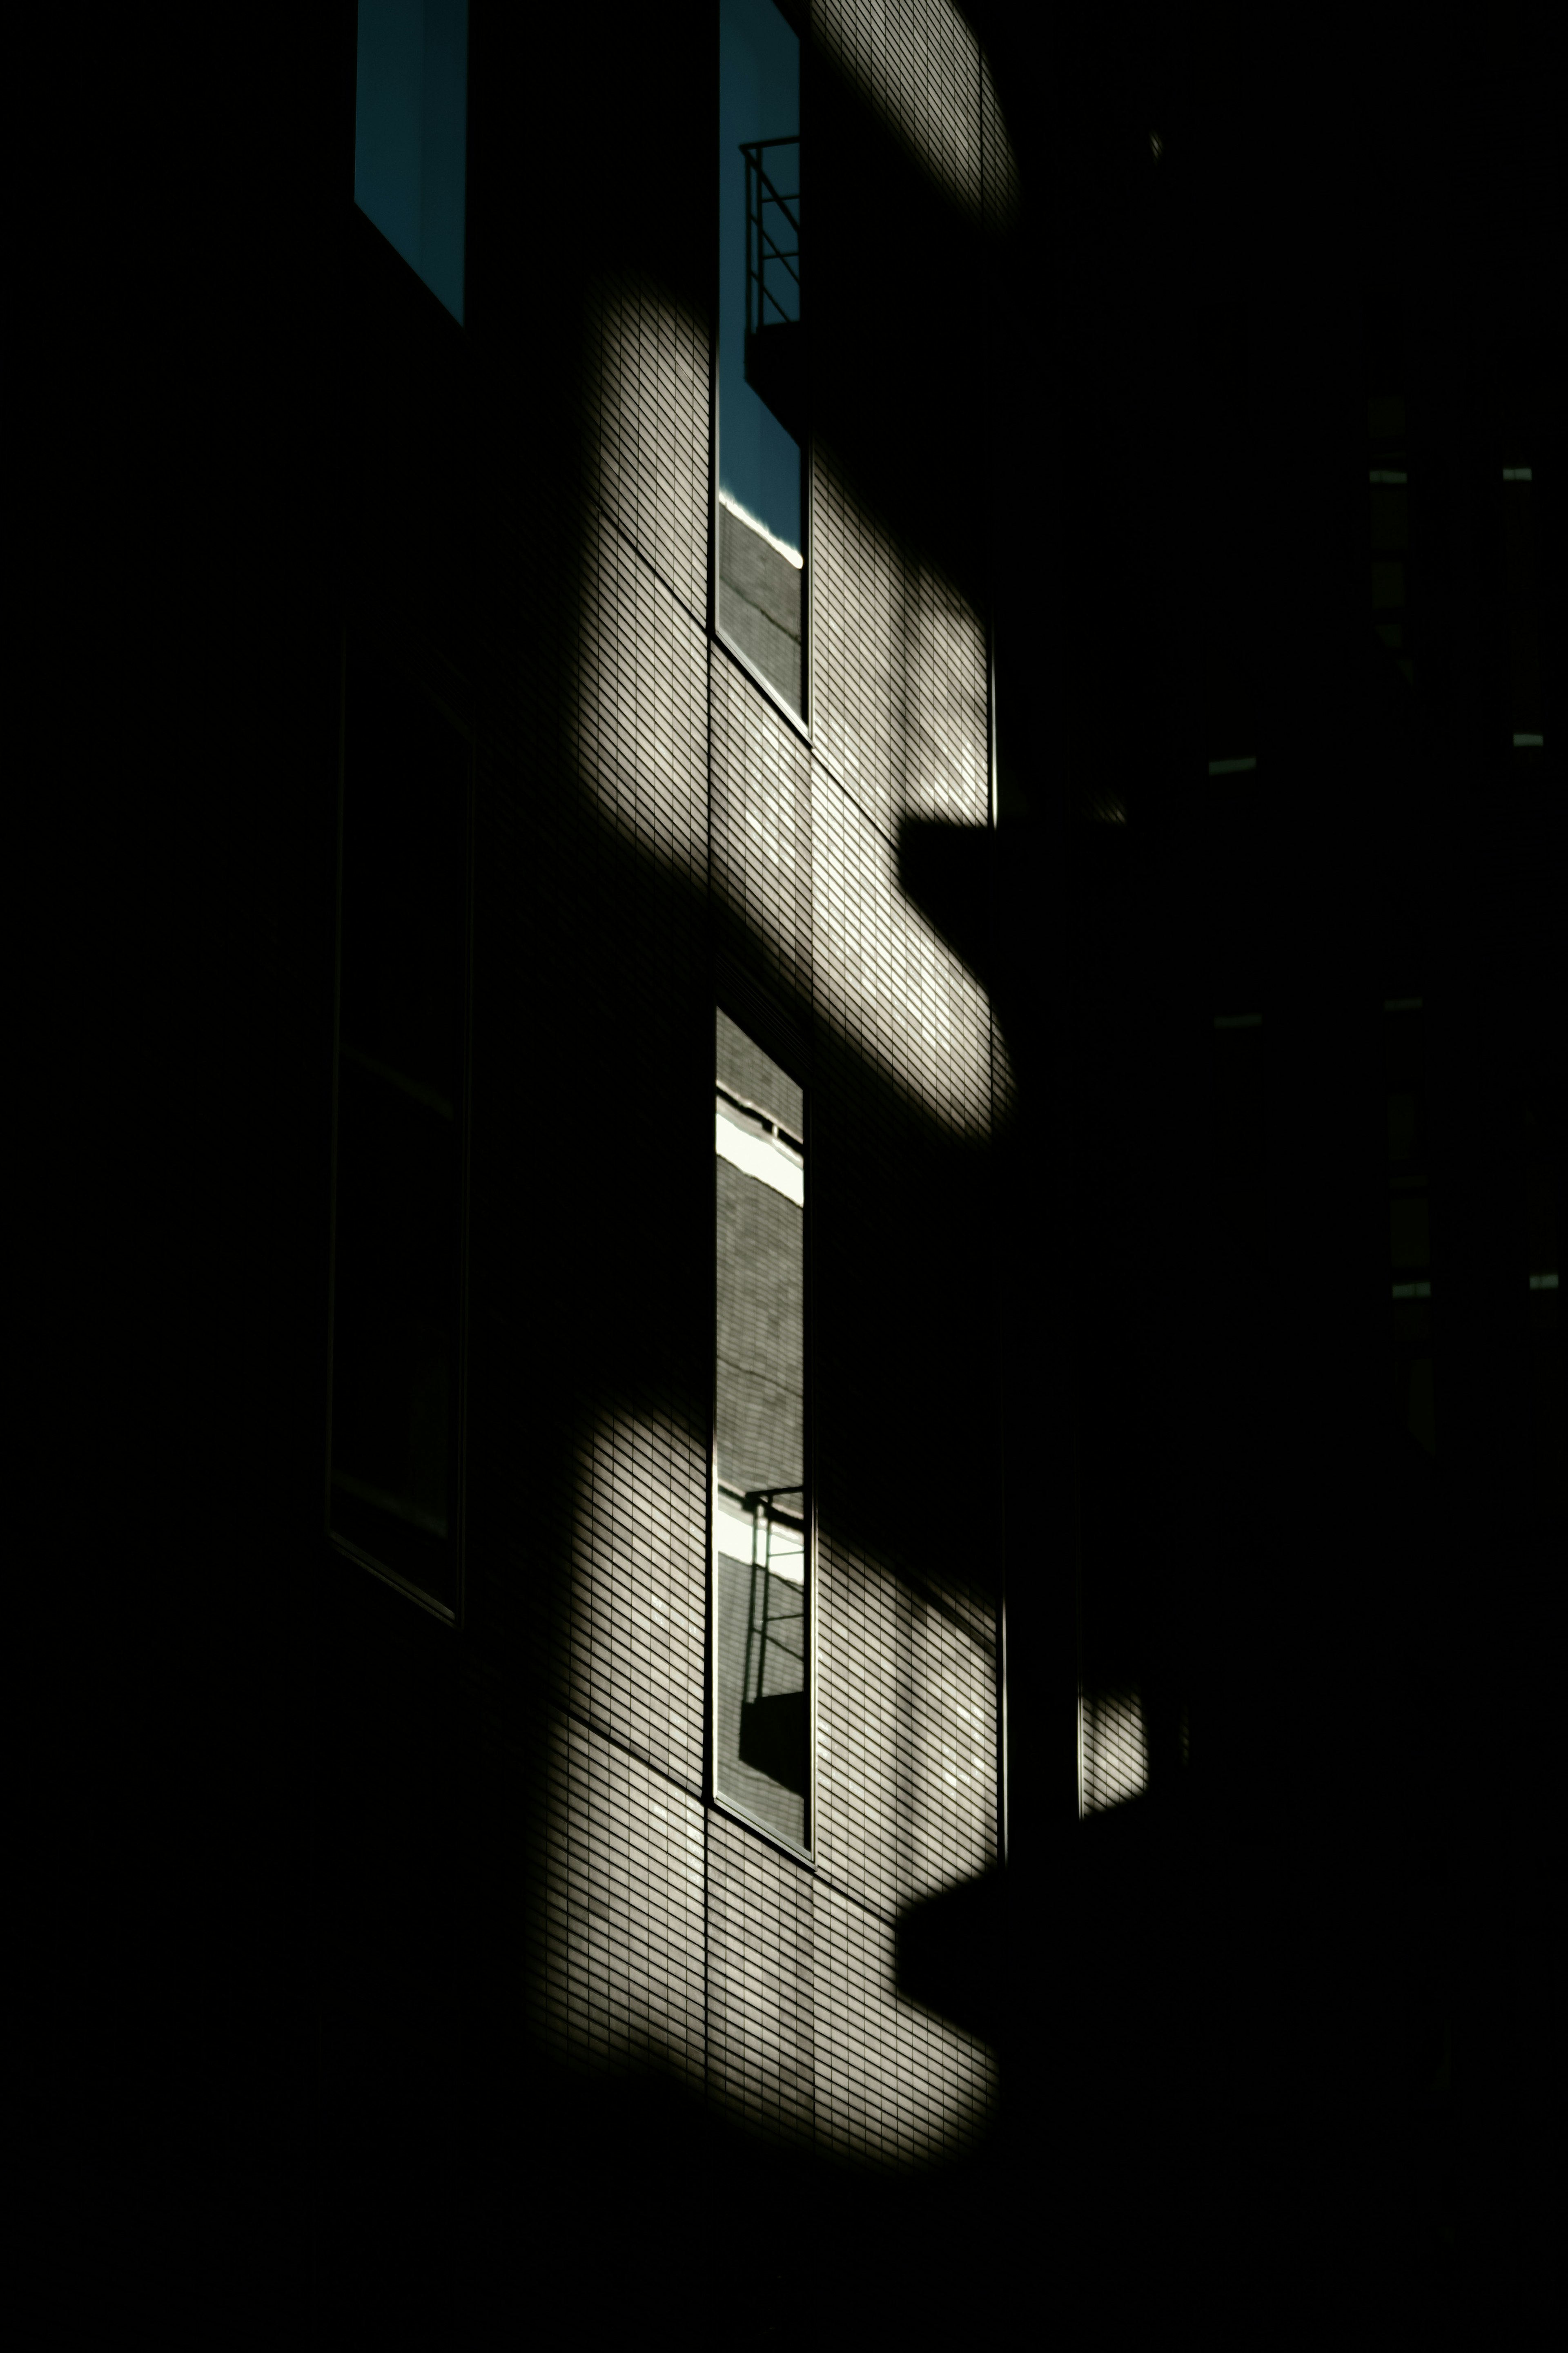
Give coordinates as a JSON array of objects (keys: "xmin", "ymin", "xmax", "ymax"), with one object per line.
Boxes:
[
  {"xmin": 895, "ymin": 798, "xmax": 1464, "ymax": 2279},
  {"xmin": 319, "ymin": 0, "xmax": 1548, "ymax": 2312}
]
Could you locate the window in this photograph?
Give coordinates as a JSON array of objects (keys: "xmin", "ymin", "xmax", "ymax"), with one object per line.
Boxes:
[
  {"xmin": 354, "ymin": 0, "xmax": 469, "ymax": 326},
  {"xmin": 717, "ymin": 0, "xmax": 807, "ymax": 727},
  {"xmin": 713, "ymin": 995, "xmax": 813, "ymax": 1856},
  {"xmin": 327, "ymin": 634, "xmax": 473, "ymax": 1621}
]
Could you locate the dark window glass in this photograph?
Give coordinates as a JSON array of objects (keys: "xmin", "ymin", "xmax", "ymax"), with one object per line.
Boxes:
[
  {"xmin": 354, "ymin": 0, "xmax": 469, "ymax": 326},
  {"xmin": 714, "ymin": 1008, "xmax": 809, "ymax": 1852},
  {"xmin": 717, "ymin": 0, "xmax": 806, "ymax": 723},
  {"xmin": 329, "ymin": 643, "xmax": 470, "ymax": 1618}
]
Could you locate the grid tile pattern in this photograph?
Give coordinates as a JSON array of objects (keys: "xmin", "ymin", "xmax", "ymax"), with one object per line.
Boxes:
[
  {"xmin": 529, "ymin": 1708, "xmax": 706, "ymax": 2093},
  {"xmin": 718, "ymin": 500, "xmax": 804, "ymax": 718},
  {"xmin": 812, "ymin": 477, "xmax": 990, "ymax": 836},
  {"xmin": 812, "ymin": 763, "xmax": 993, "ymax": 1137},
  {"xmin": 1081, "ymin": 1688, "xmax": 1149, "ymax": 1816},
  {"xmin": 980, "ymin": 34, "xmax": 1022, "ymax": 245},
  {"xmin": 812, "ymin": 0, "xmax": 984, "ymax": 223},
  {"xmin": 814, "ymin": 1873, "xmax": 998, "ymax": 2166},
  {"xmin": 568, "ymin": 501, "xmax": 710, "ymax": 888},
  {"xmin": 710, "ymin": 643, "xmax": 814, "ymax": 999},
  {"xmin": 715, "ymin": 1158, "xmax": 806, "ymax": 1496},
  {"xmin": 577, "ymin": 267, "xmax": 711, "ymax": 627},
  {"xmin": 708, "ymin": 1810, "xmax": 816, "ymax": 2142},
  {"xmin": 563, "ymin": 1406, "xmax": 709, "ymax": 1796},
  {"xmin": 817, "ymin": 1530, "xmax": 997, "ymax": 1908}
]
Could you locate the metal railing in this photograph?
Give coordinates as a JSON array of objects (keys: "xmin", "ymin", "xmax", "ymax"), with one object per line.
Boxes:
[
  {"xmin": 724, "ymin": 1480, "xmax": 805, "ymax": 1713},
  {"xmin": 740, "ymin": 136, "xmax": 801, "ymax": 334}
]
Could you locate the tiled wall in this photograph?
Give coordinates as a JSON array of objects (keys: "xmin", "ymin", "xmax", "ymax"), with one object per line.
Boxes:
[{"xmin": 320, "ymin": 0, "xmax": 1012, "ymax": 2194}]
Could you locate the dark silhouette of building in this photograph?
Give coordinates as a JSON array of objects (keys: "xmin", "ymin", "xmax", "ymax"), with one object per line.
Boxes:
[{"xmin": 53, "ymin": 0, "xmax": 1561, "ymax": 2330}]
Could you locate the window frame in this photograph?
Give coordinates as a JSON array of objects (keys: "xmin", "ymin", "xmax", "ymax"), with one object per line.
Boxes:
[
  {"xmin": 709, "ymin": 952, "xmax": 817, "ymax": 1864},
  {"xmin": 710, "ymin": 0, "xmax": 813, "ymax": 745},
  {"xmin": 324, "ymin": 620, "xmax": 477, "ymax": 1631}
]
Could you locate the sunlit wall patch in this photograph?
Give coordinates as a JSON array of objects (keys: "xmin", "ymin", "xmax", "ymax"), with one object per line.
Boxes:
[
  {"xmin": 813, "ymin": 0, "xmax": 991, "ymax": 225},
  {"xmin": 813, "ymin": 775, "xmax": 995, "ymax": 1144},
  {"xmin": 1081, "ymin": 1688, "xmax": 1147, "ymax": 1815}
]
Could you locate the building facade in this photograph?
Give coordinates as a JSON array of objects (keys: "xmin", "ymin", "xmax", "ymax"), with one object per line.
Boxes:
[
  {"xmin": 68, "ymin": 0, "xmax": 1561, "ymax": 2324},
  {"xmin": 301, "ymin": 0, "xmax": 1025, "ymax": 2306}
]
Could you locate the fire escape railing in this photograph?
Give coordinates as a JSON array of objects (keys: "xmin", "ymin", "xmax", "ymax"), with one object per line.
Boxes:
[
  {"xmin": 720, "ymin": 1480, "xmax": 807, "ymax": 1795},
  {"xmin": 740, "ymin": 136, "xmax": 801, "ymax": 335},
  {"xmin": 724, "ymin": 1482, "xmax": 805, "ymax": 1709}
]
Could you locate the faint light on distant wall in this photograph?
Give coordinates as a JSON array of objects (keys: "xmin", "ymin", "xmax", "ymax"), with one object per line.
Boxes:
[
  {"xmin": 1080, "ymin": 1688, "xmax": 1148, "ymax": 1813},
  {"xmin": 1209, "ymin": 757, "xmax": 1256, "ymax": 775},
  {"xmin": 1150, "ymin": 130, "xmax": 1163, "ymax": 161}
]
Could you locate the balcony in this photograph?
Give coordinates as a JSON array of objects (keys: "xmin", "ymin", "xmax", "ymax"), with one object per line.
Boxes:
[{"xmin": 741, "ymin": 135, "xmax": 804, "ymax": 446}]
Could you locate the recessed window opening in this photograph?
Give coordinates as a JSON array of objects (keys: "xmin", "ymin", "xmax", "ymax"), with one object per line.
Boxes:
[
  {"xmin": 713, "ymin": 1002, "xmax": 812, "ymax": 1857},
  {"xmin": 717, "ymin": 0, "xmax": 807, "ymax": 727}
]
